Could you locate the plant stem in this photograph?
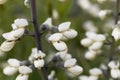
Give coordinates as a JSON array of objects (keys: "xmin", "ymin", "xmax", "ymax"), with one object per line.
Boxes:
[
  {"xmin": 115, "ymin": 0, "xmax": 120, "ymax": 24},
  {"xmin": 30, "ymin": 0, "xmax": 48, "ymax": 80}
]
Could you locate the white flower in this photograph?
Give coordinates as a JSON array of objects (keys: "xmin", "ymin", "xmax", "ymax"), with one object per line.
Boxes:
[
  {"xmin": 89, "ymin": 42, "xmax": 103, "ymax": 51},
  {"xmin": 14, "ymin": 18, "xmax": 28, "ymax": 28},
  {"xmin": 85, "ymin": 50, "xmax": 97, "ymax": 60},
  {"xmin": 8, "ymin": 58, "xmax": 20, "ymax": 67},
  {"xmin": 52, "ymin": 41, "xmax": 67, "ymax": 51},
  {"xmin": 48, "ymin": 70, "xmax": 55, "ymax": 79},
  {"xmin": 64, "ymin": 58, "xmax": 77, "ymax": 68},
  {"xmin": 0, "ymin": 41, "xmax": 15, "ymax": 52},
  {"xmin": 58, "ymin": 22, "xmax": 71, "ymax": 32},
  {"xmin": 52, "ymin": 9, "xmax": 59, "ymax": 19},
  {"xmin": 111, "ymin": 69, "xmax": 120, "ymax": 79},
  {"xmin": 33, "ymin": 50, "xmax": 46, "ymax": 59},
  {"xmin": 93, "ymin": 34, "xmax": 106, "ymax": 42},
  {"xmin": 19, "ymin": 66, "xmax": 32, "ymax": 74},
  {"xmin": 24, "ymin": 0, "xmax": 30, "ymax": 8},
  {"xmin": 108, "ymin": 61, "xmax": 119, "ymax": 69},
  {"xmin": 34, "ymin": 59, "xmax": 45, "ymax": 69},
  {"xmin": 67, "ymin": 65, "xmax": 83, "ymax": 76},
  {"xmin": 112, "ymin": 27, "xmax": 120, "ymax": 41},
  {"xmin": 89, "ymin": 75, "xmax": 98, "ymax": 80},
  {"xmin": 79, "ymin": 75, "xmax": 89, "ymax": 80},
  {"xmin": 81, "ymin": 38, "xmax": 93, "ymax": 47},
  {"xmin": 11, "ymin": 23, "xmax": 18, "ymax": 30},
  {"xmin": 98, "ymin": 10, "xmax": 111, "ymax": 20},
  {"xmin": 63, "ymin": 29, "xmax": 78, "ymax": 39},
  {"xmin": 63, "ymin": 53, "xmax": 72, "ymax": 61},
  {"xmin": 2, "ymin": 31, "xmax": 17, "ymax": 41},
  {"xmin": 48, "ymin": 33, "xmax": 62, "ymax": 42},
  {"xmin": 3, "ymin": 66, "xmax": 18, "ymax": 76},
  {"xmin": 13, "ymin": 28, "xmax": 25, "ymax": 38},
  {"xmin": 89, "ymin": 68, "xmax": 102, "ymax": 76},
  {"xmin": 16, "ymin": 74, "xmax": 29, "ymax": 80},
  {"xmin": 43, "ymin": 18, "xmax": 53, "ymax": 28}
]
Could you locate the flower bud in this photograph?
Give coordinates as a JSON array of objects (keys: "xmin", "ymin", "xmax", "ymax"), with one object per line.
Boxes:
[
  {"xmin": 63, "ymin": 29, "xmax": 78, "ymax": 39},
  {"xmin": 108, "ymin": 61, "xmax": 119, "ymax": 69},
  {"xmin": 89, "ymin": 68, "xmax": 102, "ymax": 76},
  {"xmin": 86, "ymin": 32, "xmax": 97, "ymax": 40},
  {"xmin": 112, "ymin": 27, "xmax": 120, "ymax": 41},
  {"xmin": 85, "ymin": 50, "xmax": 97, "ymax": 60},
  {"xmin": 89, "ymin": 42, "xmax": 103, "ymax": 51},
  {"xmin": 16, "ymin": 74, "xmax": 29, "ymax": 80},
  {"xmin": 93, "ymin": 34, "xmax": 106, "ymax": 42},
  {"xmin": 67, "ymin": 65, "xmax": 83, "ymax": 76},
  {"xmin": 13, "ymin": 28, "xmax": 25, "ymax": 38},
  {"xmin": 58, "ymin": 22, "xmax": 71, "ymax": 32},
  {"xmin": 3, "ymin": 66, "xmax": 18, "ymax": 76},
  {"xmin": 79, "ymin": 75, "xmax": 89, "ymax": 80},
  {"xmin": 48, "ymin": 33, "xmax": 62, "ymax": 42},
  {"xmin": 52, "ymin": 41, "xmax": 67, "ymax": 51},
  {"xmin": 0, "ymin": 41, "xmax": 15, "ymax": 52},
  {"xmin": 34, "ymin": 59, "xmax": 45, "ymax": 69},
  {"xmin": 19, "ymin": 66, "xmax": 32, "ymax": 74},
  {"xmin": 81, "ymin": 38, "xmax": 93, "ymax": 47},
  {"xmin": 64, "ymin": 58, "xmax": 77, "ymax": 68},
  {"xmin": 43, "ymin": 18, "xmax": 52, "ymax": 28},
  {"xmin": 8, "ymin": 58, "xmax": 20, "ymax": 67}
]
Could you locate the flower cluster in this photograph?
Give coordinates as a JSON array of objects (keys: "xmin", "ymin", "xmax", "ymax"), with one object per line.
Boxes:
[
  {"xmin": 29, "ymin": 48, "xmax": 46, "ymax": 69},
  {"xmin": 56, "ymin": 52, "xmax": 83, "ymax": 77},
  {"xmin": 81, "ymin": 32, "xmax": 106, "ymax": 60},
  {"xmin": 79, "ymin": 68, "xmax": 102, "ymax": 80},
  {"xmin": 0, "ymin": 18, "xmax": 28, "ymax": 56},
  {"xmin": 108, "ymin": 61, "xmax": 120, "ymax": 79}
]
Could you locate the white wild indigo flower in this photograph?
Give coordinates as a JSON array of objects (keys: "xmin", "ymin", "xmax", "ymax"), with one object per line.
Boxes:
[{"xmin": 16, "ymin": 74, "xmax": 29, "ymax": 80}]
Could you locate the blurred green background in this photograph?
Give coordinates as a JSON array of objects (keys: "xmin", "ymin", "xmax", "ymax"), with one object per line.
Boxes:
[{"xmin": 0, "ymin": 0, "xmax": 116, "ymax": 80}]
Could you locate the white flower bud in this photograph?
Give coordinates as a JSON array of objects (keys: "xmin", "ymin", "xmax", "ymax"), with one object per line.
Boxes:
[
  {"xmin": 0, "ymin": 41, "xmax": 15, "ymax": 52},
  {"xmin": 43, "ymin": 18, "xmax": 52, "ymax": 28},
  {"xmin": 58, "ymin": 22, "xmax": 71, "ymax": 32},
  {"xmin": 24, "ymin": 0, "xmax": 30, "ymax": 8},
  {"xmin": 89, "ymin": 75, "xmax": 98, "ymax": 80},
  {"xmin": 79, "ymin": 75, "xmax": 89, "ymax": 80},
  {"xmin": 81, "ymin": 38, "xmax": 93, "ymax": 47},
  {"xmin": 52, "ymin": 41, "xmax": 67, "ymax": 51},
  {"xmin": 63, "ymin": 29, "xmax": 78, "ymax": 39},
  {"xmin": 86, "ymin": 32, "xmax": 97, "ymax": 40},
  {"xmin": 14, "ymin": 18, "xmax": 28, "ymax": 28},
  {"xmin": 52, "ymin": 9, "xmax": 59, "ymax": 20},
  {"xmin": 48, "ymin": 70, "xmax": 55, "ymax": 79},
  {"xmin": 112, "ymin": 27, "xmax": 120, "ymax": 41},
  {"xmin": 16, "ymin": 74, "xmax": 29, "ymax": 80},
  {"xmin": 34, "ymin": 59, "xmax": 45, "ymax": 69},
  {"xmin": 89, "ymin": 68, "xmax": 102, "ymax": 76},
  {"xmin": 108, "ymin": 61, "xmax": 119, "ymax": 69},
  {"xmin": 93, "ymin": 34, "xmax": 106, "ymax": 42},
  {"xmin": 56, "ymin": 51, "xmax": 67, "ymax": 60},
  {"xmin": 64, "ymin": 58, "xmax": 77, "ymax": 68},
  {"xmin": 63, "ymin": 53, "xmax": 72, "ymax": 61},
  {"xmin": 89, "ymin": 42, "xmax": 103, "ymax": 51},
  {"xmin": 3, "ymin": 66, "xmax": 18, "ymax": 76},
  {"xmin": 67, "ymin": 65, "xmax": 83, "ymax": 76},
  {"xmin": 19, "ymin": 66, "xmax": 32, "ymax": 74},
  {"xmin": 48, "ymin": 33, "xmax": 62, "ymax": 42},
  {"xmin": 8, "ymin": 58, "xmax": 20, "ymax": 67},
  {"xmin": 111, "ymin": 69, "xmax": 120, "ymax": 79},
  {"xmin": 11, "ymin": 23, "xmax": 18, "ymax": 30},
  {"xmin": 13, "ymin": 28, "xmax": 25, "ymax": 38},
  {"xmin": 85, "ymin": 50, "xmax": 97, "ymax": 60},
  {"xmin": 2, "ymin": 31, "xmax": 17, "ymax": 41}
]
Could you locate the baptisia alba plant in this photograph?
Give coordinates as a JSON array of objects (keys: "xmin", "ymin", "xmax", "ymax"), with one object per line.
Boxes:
[{"xmin": 1, "ymin": 0, "xmax": 120, "ymax": 80}]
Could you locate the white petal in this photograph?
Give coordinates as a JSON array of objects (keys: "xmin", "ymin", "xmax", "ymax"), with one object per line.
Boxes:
[
  {"xmin": 58, "ymin": 22, "xmax": 71, "ymax": 32},
  {"xmin": 89, "ymin": 68, "xmax": 102, "ymax": 76},
  {"xmin": 63, "ymin": 53, "xmax": 72, "ymax": 61},
  {"xmin": 11, "ymin": 23, "xmax": 18, "ymax": 30},
  {"xmin": 48, "ymin": 70, "xmax": 55, "ymax": 79},
  {"xmin": 89, "ymin": 42, "xmax": 103, "ymax": 51},
  {"xmin": 79, "ymin": 75, "xmax": 89, "ymax": 80},
  {"xmin": 14, "ymin": 18, "xmax": 28, "ymax": 28},
  {"xmin": 93, "ymin": 34, "xmax": 106, "ymax": 42},
  {"xmin": 3, "ymin": 66, "xmax": 18, "ymax": 76},
  {"xmin": 0, "ymin": 41, "xmax": 15, "ymax": 52},
  {"xmin": 63, "ymin": 29, "xmax": 78, "ymax": 39},
  {"xmin": 81, "ymin": 38, "xmax": 93, "ymax": 47},
  {"xmin": 16, "ymin": 74, "xmax": 29, "ymax": 80},
  {"xmin": 43, "ymin": 18, "xmax": 52, "ymax": 28},
  {"xmin": 64, "ymin": 58, "xmax": 77, "ymax": 68},
  {"xmin": 85, "ymin": 32, "xmax": 97, "ymax": 40},
  {"xmin": 111, "ymin": 69, "xmax": 120, "ymax": 79},
  {"xmin": 8, "ymin": 58, "xmax": 20, "ymax": 67},
  {"xmin": 52, "ymin": 41, "xmax": 67, "ymax": 51},
  {"xmin": 67, "ymin": 65, "xmax": 83, "ymax": 76},
  {"xmin": 19, "ymin": 66, "xmax": 32, "ymax": 74},
  {"xmin": 34, "ymin": 59, "xmax": 45, "ymax": 69},
  {"xmin": 112, "ymin": 27, "xmax": 120, "ymax": 41},
  {"xmin": 89, "ymin": 76, "xmax": 98, "ymax": 80},
  {"xmin": 2, "ymin": 31, "xmax": 17, "ymax": 41},
  {"xmin": 13, "ymin": 28, "xmax": 25, "ymax": 38},
  {"xmin": 108, "ymin": 61, "xmax": 119, "ymax": 69},
  {"xmin": 85, "ymin": 50, "xmax": 97, "ymax": 60},
  {"xmin": 48, "ymin": 33, "xmax": 62, "ymax": 42},
  {"xmin": 33, "ymin": 50, "xmax": 46, "ymax": 59}
]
